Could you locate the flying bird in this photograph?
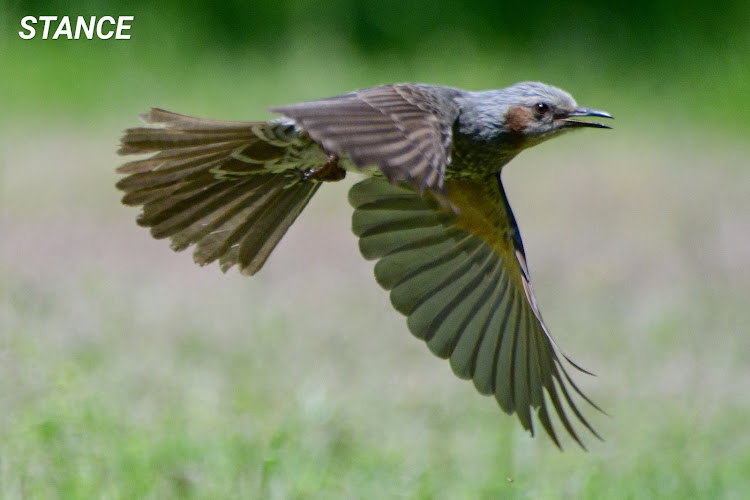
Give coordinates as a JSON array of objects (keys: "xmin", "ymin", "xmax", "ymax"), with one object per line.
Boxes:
[{"xmin": 116, "ymin": 82, "xmax": 612, "ymax": 448}]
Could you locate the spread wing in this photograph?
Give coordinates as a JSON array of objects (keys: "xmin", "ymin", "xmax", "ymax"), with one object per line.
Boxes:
[
  {"xmin": 270, "ymin": 84, "xmax": 459, "ymax": 194},
  {"xmin": 349, "ymin": 176, "xmax": 602, "ymax": 449}
]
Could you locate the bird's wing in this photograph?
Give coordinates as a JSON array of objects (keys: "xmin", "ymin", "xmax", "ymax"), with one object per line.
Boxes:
[
  {"xmin": 270, "ymin": 84, "xmax": 459, "ymax": 194},
  {"xmin": 349, "ymin": 175, "xmax": 602, "ymax": 449}
]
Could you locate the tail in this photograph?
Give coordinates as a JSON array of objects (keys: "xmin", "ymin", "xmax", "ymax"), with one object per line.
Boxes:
[{"xmin": 116, "ymin": 108, "xmax": 322, "ymax": 275}]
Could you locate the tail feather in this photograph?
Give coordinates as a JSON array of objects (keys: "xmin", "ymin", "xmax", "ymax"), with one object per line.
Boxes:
[
  {"xmin": 117, "ymin": 108, "xmax": 323, "ymax": 275},
  {"xmin": 168, "ymin": 184, "xmax": 276, "ymax": 253},
  {"xmin": 234, "ymin": 179, "xmax": 321, "ymax": 275},
  {"xmin": 190, "ymin": 175, "xmax": 320, "ymax": 274},
  {"xmin": 118, "ymin": 132, "xmax": 244, "ymax": 154},
  {"xmin": 140, "ymin": 108, "xmax": 260, "ymax": 130},
  {"xmin": 192, "ymin": 184, "xmax": 280, "ymax": 265},
  {"xmin": 118, "ymin": 108, "xmax": 293, "ymax": 155},
  {"xmin": 116, "ymin": 154, "xmax": 231, "ymax": 192},
  {"xmin": 142, "ymin": 181, "xmax": 243, "ymax": 235},
  {"xmin": 117, "ymin": 141, "xmax": 249, "ymax": 174}
]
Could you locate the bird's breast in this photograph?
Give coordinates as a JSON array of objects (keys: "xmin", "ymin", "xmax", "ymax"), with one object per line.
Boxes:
[{"xmin": 447, "ymin": 138, "xmax": 519, "ymax": 179}]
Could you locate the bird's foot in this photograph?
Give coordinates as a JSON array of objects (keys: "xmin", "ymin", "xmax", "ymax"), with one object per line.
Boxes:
[{"xmin": 304, "ymin": 155, "xmax": 346, "ymax": 182}]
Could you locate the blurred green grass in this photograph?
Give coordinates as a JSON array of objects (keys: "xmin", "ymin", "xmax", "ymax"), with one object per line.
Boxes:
[
  {"xmin": 2, "ymin": 121, "xmax": 749, "ymax": 498},
  {"xmin": 2, "ymin": 5, "xmax": 749, "ymax": 130},
  {"xmin": 2, "ymin": 4, "xmax": 750, "ymax": 498}
]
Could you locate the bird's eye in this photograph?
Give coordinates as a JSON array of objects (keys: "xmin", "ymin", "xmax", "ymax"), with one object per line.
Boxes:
[{"xmin": 534, "ymin": 102, "xmax": 550, "ymax": 116}]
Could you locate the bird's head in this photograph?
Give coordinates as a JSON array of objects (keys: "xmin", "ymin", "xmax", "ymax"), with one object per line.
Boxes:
[{"xmin": 467, "ymin": 82, "xmax": 612, "ymax": 150}]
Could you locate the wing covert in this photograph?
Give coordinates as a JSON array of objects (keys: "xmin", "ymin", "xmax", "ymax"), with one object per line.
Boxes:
[{"xmin": 271, "ymin": 84, "xmax": 460, "ymax": 194}]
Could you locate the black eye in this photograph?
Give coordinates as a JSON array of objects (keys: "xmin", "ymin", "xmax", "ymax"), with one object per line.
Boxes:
[{"xmin": 534, "ymin": 102, "xmax": 550, "ymax": 116}]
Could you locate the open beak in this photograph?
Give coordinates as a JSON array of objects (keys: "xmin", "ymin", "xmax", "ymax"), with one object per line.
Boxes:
[{"xmin": 561, "ymin": 107, "xmax": 613, "ymax": 129}]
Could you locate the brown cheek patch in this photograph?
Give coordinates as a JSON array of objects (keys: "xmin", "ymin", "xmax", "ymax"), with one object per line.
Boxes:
[{"xmin": 504, "ymin": 105, "xmax": 533, "ymax": 134}]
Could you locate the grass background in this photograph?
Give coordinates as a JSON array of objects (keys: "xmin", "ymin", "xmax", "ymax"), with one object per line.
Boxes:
[{"xmin": 1, "ymin": 2, "xmax": 750, "ymax": 498}]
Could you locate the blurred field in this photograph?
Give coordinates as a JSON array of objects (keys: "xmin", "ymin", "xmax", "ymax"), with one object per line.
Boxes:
[
  {"xmin": 2, "ymin": 116, "xmax": 749, "ymax": 498},
  {"xmin": 2, "ymin": 3, "xmax": 750, "ymax": 498}
]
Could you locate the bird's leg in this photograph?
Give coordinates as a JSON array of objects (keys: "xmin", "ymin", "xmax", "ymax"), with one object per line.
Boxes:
[{"xmin": 304, "ymin": 154, "xmax": 346, "ymax": 182}]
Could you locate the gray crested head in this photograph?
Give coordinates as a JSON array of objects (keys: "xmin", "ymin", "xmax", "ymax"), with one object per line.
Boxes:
[{"xmin": 456, "ymin": 81, "xmax": 612, "ymax": 150}]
